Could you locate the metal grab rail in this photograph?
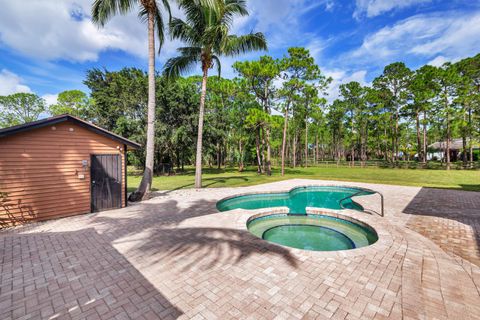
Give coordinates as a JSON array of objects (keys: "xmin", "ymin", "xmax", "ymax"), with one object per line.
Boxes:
[{"xmin": 339, "ymin": 190, "xmax": 384, "ymax": 217}]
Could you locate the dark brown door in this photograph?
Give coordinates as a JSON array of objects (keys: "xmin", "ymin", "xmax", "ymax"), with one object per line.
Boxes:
[{"xmin": 91, "ymin": 154, "xmax": 122, "ymax": 212}]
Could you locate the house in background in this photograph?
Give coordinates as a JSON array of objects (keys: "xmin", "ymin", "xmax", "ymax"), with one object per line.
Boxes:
[
  {"xmin": 0, "ymin": 114, "xmax": 141, "ymax": 227},
  {"xmin": 427, "ymin": 138, "xmax": 479, "ymax": 161}
]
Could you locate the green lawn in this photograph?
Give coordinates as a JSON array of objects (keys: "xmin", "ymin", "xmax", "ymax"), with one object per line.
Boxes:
[{"xmin": 127, "ymin": 166, "xmax": 480, "ymax": 192}]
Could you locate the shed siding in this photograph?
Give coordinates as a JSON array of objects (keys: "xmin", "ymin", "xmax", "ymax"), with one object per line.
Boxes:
[{"xmin": 0, "ymin": 121, "xmax": 126, "ymax": 226}]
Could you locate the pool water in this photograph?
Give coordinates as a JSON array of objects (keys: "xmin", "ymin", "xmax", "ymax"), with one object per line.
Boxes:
[
  {"xmin": 217, "ymin": 186, "xmax": 372, "ymax": 214},
  {"xmin": 247, "ymin": 214, "xmax": 378, "ymax": 251}
]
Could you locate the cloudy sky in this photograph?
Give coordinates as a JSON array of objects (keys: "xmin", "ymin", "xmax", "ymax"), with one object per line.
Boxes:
[{"xmin": 0, "ymin": 0, "xmax": 479, "ymax": 104}]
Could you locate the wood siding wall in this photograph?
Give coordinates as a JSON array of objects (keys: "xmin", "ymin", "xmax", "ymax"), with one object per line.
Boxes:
[{"xmin": 0, "ymin": 121, "xmax": 126, "ymax": 226}]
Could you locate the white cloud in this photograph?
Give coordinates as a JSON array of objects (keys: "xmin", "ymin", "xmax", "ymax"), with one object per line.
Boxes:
[
  {"xmin": 0, "ymin": 0, "xmax": 333, "ymax": 66},
  {"xmin": 345, "ymin": 12, "xmax": 480, "ymax": 68},
  {"xmin": 0, "ymin": 69, "xmax": 32, "ymax": 95},
  {"xmin": 42, "ymin": 94, "xmax": 58, "ymax": 106},
  {"xmin": 0, "ymin": 0, "xmax": 176, "ymax": 62},
  {"xmin": 323, "ymin": 69, "xmax": 369, "ymax": 102},
  {"xmin": 235, "ymin": 0, "xmax": 331, "ymax": 49},
  {"xmin": 353, "ymin": 0, "xmax": 432, "ymax": 19},
  {"xmin": 427, "ymin": 55, "xmax": 448, "ymax": 67}
]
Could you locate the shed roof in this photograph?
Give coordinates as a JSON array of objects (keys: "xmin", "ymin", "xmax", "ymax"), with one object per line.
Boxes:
[{"xmin": 0, "ymin": 114, "xmax": 141, "ymax": 150}]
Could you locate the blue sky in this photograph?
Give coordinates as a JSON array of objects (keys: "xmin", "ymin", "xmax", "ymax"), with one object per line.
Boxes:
[{"xmin": 0, "ymin": 0, "xmax": 479, "ymax": 104}]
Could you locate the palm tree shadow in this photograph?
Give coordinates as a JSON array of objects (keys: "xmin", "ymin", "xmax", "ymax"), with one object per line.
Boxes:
[
  {"xmin": 10, "ymin": 194, "xmax": 298, "ymax": 319},
  {"xmin": 91, "ymin": 198, "xmax": 298, "ymax": 271},
  {"xmin": 132, "ymin": 227, "xmax": 298, "ymax": 272}
]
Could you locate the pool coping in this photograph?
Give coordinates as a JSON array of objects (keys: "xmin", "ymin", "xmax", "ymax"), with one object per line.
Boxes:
[
  {"xmin": 228, "ymin": 205, "xmax": 393, "ymax": 260},
  {"xmin": 215, "ymin": 184, "xmax": 378, "ymax": 213}
]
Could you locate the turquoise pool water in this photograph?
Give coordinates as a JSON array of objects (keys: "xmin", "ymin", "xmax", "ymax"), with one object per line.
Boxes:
[
  {"xmin": 247, "ymin": 214, "xmax": 378, "ymax": 251},
  {"xmin": 217, "ymin": 186, "xmax": 372, "ymax": 214}
]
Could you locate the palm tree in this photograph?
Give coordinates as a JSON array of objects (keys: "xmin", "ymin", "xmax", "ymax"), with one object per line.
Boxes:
[
  {"xmin": 164, "ymin": 0, "xmax": 267, "ymax": 188},
  {"xmin": 92, "ymin": 0, "xmax": 171, "ymax": 201}
]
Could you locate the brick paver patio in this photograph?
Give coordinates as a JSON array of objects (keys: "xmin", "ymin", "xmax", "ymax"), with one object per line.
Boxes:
[{"xmin": 1, "ymin": 179, "xmax": 479, "ymax": 319}]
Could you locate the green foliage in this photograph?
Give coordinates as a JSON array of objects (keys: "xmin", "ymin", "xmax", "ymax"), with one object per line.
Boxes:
[
  {"xmin": 0, "ymin": 93, "xmax": 46, "ymax": 128},
  {"xmin": 9, "ymin": 47, "xmax": 479, "ymax": 178},
  {"xmin": 233, "ymin": 55, "xmax": 281, "ymax": 107},
  {"xmin": 84, "ymin": 67, "xmax": 198, "ymax": 172},
  {"xmin": 164, "ymin": 0, "xmax": 267, "ymax": 78},
  {"xmin": 84, "ymin": 67, "xmax": 148, "ymax": 133},
  {"xmin": 49, "ymin": 90, "xmax": 92, "ymax": 119},
  {"xmin": 128, "ymin": 166, "xmax": 480, "ymax": 192}
]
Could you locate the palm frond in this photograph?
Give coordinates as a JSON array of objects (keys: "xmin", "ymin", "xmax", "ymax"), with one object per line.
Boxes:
[
  {"xmin": 169, "ymin": 18, "xmax": 198, "ymax": 44},
  {"xmin": 160, "ymin": 0, "xmax": 172, "ymax": 20},
  {"xmin": 223, "ymin": 33, "xmax": 267, "ymax": 56},
  {"xmin": 137, "ymin": 1, "xmax": 173, "ymax": 53},
  {"xmin": 163, "ymin": 48, "xmax": 201, "ymax": 79},
  {"xmin": 155, "ymin": 8, "xmax": 166, "ymax": 51},
  {"xmin": 220, "ymin": 0, "xmax": 248, "ymax": 26},
  {"xmin": 211, "ymin": 55, "xmax": 222, "ymax": 77},
  {"xmin": 178, "ymin": 0, "xmax": 206, "ymax": 29},
  {"xmin": 157, "ymin": 0, "xmax": 172, "ymax": 51},
  {"xmin": 92, "ymin": 0, "xmax": 136, "ymax": 26}
]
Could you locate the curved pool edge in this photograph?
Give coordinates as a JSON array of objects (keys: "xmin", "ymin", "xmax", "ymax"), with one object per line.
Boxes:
[
  {"xmin": 241, "ymin": 208, "xmax": 392, "ymax": 258},
  {"xmin": 247, "ymin": 210, "xmax": 379, "ymax": 244},
  {"xmin": 216, "ymin": 184, "xmax": 378, "ymax": 213}
]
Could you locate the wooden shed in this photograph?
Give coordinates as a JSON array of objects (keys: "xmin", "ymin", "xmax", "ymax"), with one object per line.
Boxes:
[{"xmin": 0, "ymin": 114, "xmax": 141, "ymax": 226}]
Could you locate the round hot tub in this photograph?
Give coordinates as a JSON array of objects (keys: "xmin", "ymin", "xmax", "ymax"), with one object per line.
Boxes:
[{"xmin": 247, "ymin": 213, "xmax": 378, "ymax": 251}]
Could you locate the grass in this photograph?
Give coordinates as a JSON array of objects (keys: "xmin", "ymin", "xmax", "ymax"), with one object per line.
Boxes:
[{"xmin": 127, "ymin": 166, "xmax": 480, "ymax": 192}]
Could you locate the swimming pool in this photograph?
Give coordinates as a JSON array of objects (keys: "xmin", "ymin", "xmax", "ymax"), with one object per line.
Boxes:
[
  {"xmin": 217, "ymin": 186, "xmax": 373, "ymax": 213},
  {"xmin": 247, "ymin": 213, "xmax": 378, "ymax": 251}
]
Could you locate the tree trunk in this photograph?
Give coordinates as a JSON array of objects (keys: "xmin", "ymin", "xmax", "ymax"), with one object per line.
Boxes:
[
  {"xmin": 217, "ymin": 142, "xmax": 221, "ymax": 169},
  {"xmin": 129, "ymin": 10, "xmax": 156, "ymax": 202},
  {"xmin": 255, "ymin": 127, "xmax": 263, "ymax": 174},
  {"xmin": 280, "ymin": 102, "xmax": 289, "ymax": 176},
  {"xmin": 261, "ymin": 127, "xmax": 266, "ymax": 173},
  {"xmin": 293, "ymin": 133, "xmax": 297, "ymax": 168},
  {"xmin": 351, "ymin": 146, "xmax": 355, "ymax": 167},
  {"xmin": 194, "ymin": 67, "xmax": 209, "ymax": 188},
  {"xmin": 383, "ymin": 126, "xmax": 388, "ymax": 162},
  {"xmin": 395, "ymin": 111, "xmax": 399, "ymax": 162},
  {"xmin": 423, "ymin": 110, "xmax": 428, "ymax": 164},
  {"xmin": 304, "ymin": 119, "xmax": 308, "ymax": 168},
  {"xmin": 445, "ymin": 94, "xmax": 451, "ymax": 171},
  {"xmin": 415, "ymin": 110, "xmax": 422, "ymax": 163},
  {"xmin": 468, "ymin": 108, "xmax": 473, "ymax": 165},
  {"xmin": 264, "ymin": 86, "xmax": 272, "ymax": 176},
  {"xmin": 361, "ymin": 125, "xmax": 367, "ymax": 166},
  {"xmin": 238, "ymin": 139, "xmax": 244, "ymax": 172}
]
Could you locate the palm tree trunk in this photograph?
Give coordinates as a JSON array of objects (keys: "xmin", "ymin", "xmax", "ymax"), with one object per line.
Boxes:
[
  {"xmin": 129, "ymin": 9, "xmax": 155, "ymax": 202},
  {"xmin": 194, "ymin": 67, "xmax": 209, "ymax": 188}
]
